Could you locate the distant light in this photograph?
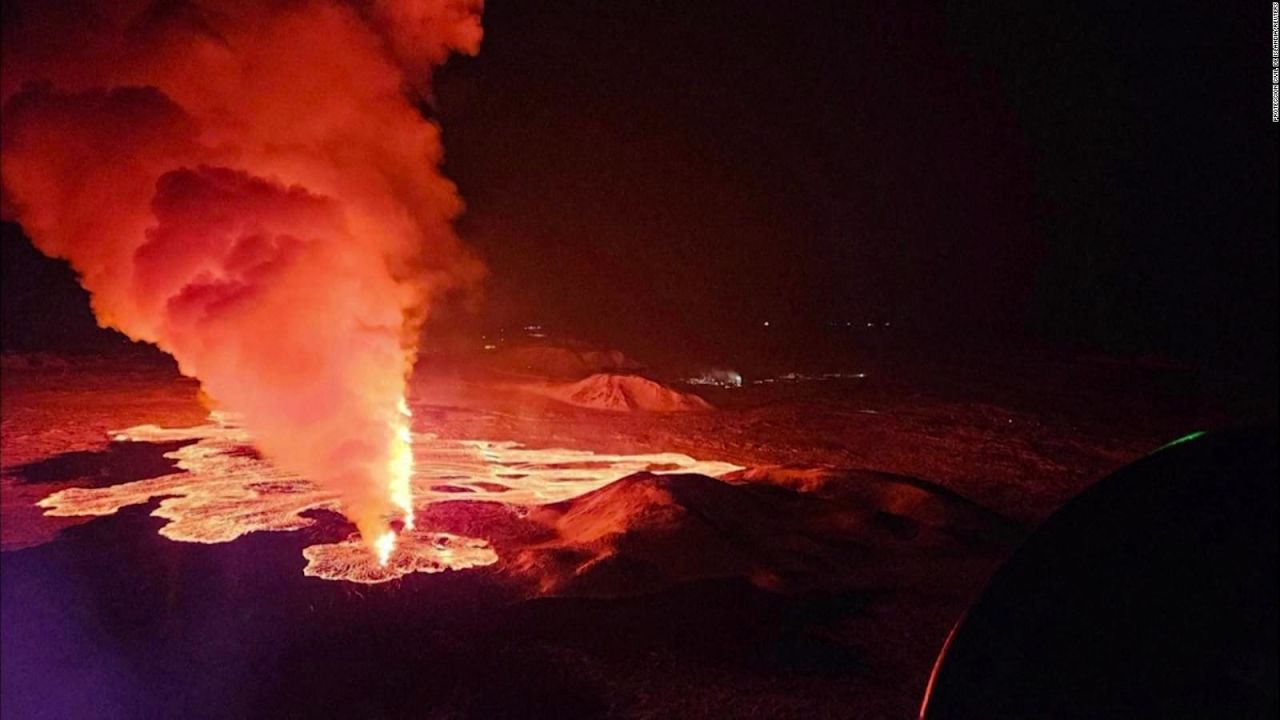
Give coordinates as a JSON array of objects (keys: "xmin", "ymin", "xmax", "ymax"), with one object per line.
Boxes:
[
  {"xmin": 483, "ymin": 344, "xmax": 497, "ymax": 351},
  {"xmin": 1158, "ymin": 431, "xmax": 1206, "ymax": 451},
  {"xmin": 866, "ymin": 322, "xmax": 874, "ymax": 327},
  {"xmin": 763, "ymin": 321, "xmax": 770, "ymax": 327},
  {"xmin": 685, "ymin": 369, "xmax": 744, "ymax": 388}
]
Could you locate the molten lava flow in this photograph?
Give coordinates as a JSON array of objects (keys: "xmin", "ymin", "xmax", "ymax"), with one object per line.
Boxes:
[
  {"xmin": 37, "ymin": 413, "xmax": 743, "ymax": 584},
  {"xmin": 304, "ymin": 532, "xmax": 498, "ymax": 585},
  {"xmin": 1, "ymin": 1, "xmax": 486, "ymax": 564}
]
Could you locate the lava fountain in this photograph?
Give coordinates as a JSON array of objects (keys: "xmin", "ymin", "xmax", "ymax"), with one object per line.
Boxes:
[{"xmin": 1, "ymin": 0, "xmax": 485, "ymax": 561}]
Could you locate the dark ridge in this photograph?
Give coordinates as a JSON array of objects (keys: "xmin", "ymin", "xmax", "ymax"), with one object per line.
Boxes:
[{"xmin": 9, "ymin": 439, "xmax": 195, "ymax": 486}]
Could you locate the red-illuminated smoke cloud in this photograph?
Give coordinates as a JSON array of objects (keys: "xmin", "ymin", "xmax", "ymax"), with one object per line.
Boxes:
[{"xmin": 1, "ymin": 0, "xmax": 484, "ymax": 546}]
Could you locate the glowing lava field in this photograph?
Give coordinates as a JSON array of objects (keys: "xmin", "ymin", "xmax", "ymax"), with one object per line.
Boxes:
[{"xmin": 0, "ymin": 353, "xmax": 1222, "ymax": 719}]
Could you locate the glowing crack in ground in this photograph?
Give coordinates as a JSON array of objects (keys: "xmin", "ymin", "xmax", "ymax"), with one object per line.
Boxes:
[{"xmin": 37, "ymin": 411, "xmax": 743, "ymax": 584}]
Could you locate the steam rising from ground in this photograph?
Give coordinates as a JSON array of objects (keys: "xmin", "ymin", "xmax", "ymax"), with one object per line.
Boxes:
[{"xmin": 1, "ymin": 1, "xmax": 484, "ymax": 549}]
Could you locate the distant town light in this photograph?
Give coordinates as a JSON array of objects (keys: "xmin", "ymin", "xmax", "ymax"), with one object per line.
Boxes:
[{"xmin": 685, "ymin": 369, "xmax": 744, "ymax": 388}]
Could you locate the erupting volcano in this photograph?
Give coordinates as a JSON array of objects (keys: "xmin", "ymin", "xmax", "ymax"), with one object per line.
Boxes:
[
  {"xmin": 1, "ymin": 0, "xmax": 485, "ymax": 562},
  {"xmin": 3, "ymin": 2, "xmax": 1271, "ymax": 718},
  {"xmin": 34, "ymin": 410, "xmax": 742, "ymax": 584}
]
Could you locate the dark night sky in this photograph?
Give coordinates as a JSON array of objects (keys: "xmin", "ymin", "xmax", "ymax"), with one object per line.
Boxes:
[
  {"xmin": 3, "ymin": 1, "xmax": 1277, "ymax": 401},
  {"xmin": 439, "ymin": 1, "xmax": 1043, "ymax": 354}
]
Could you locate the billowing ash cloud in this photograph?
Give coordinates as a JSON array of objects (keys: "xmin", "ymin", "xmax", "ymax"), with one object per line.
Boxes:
[{"xmin": 1, "ymin": 0, "xmax": 484, "ymax": 548}]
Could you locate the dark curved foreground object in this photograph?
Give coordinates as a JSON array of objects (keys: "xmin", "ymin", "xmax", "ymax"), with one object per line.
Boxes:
[{"xmin": 920, "ymin": 428, "xmax": 1278, "ymax": 719}]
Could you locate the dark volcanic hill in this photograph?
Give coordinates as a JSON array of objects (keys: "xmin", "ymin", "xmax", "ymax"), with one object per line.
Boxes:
[{"xmin": 511, "ymin": 469, "xmax": 1018, "ymax": 597}]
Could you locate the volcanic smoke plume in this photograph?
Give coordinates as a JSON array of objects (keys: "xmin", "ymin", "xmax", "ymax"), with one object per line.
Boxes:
[{"xmin": 0, "ymin": 0, "xmax": 485, "ymax": 554}]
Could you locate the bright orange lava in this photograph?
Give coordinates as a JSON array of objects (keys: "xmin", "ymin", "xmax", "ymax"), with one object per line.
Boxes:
[
  {"xmin": 305, "ymin": 531, "xmax": 497, "ymax": 585},
  {"xmin": 37, "ymin": 411, "xmax": 742, "ymax": 584},
  {"xmin": 375, "ymin": 395, "xmax": 418, "ymax": 565}
]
